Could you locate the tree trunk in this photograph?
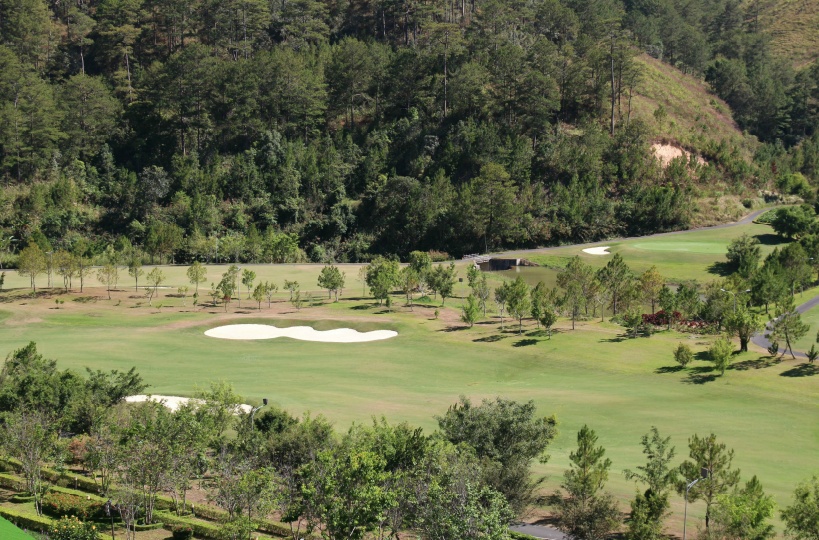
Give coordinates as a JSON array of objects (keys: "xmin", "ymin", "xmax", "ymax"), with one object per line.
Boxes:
[{"xmin": 609, "ymin": 34, "xmax": 616, "ymax": 135}]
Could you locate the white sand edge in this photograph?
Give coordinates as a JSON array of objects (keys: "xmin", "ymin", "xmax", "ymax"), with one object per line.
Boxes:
[
  {"xmin": 204, "ymin": 323, "xmax": 398, "ymax": 343},
  {"xmin": 124, "ymin": 394, "xmax": 252, "ymax": 414},
  {"xmin": 582, "ymin": 246, "xmax": 611, "ymax": 255}
]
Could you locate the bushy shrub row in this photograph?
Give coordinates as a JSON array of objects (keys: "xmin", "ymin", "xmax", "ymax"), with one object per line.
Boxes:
[
  {"xmin": 42, "ymin": 491, "xmax": 105, "ymax": 520},
  {"xmin": 171, "ymin": 523, "xmax": 194, "ymax": 539},
  {"xmin": 642, "ymin": 310, "xmax": 682, "ymax": 326},
  {"xmin": 155, "ymin": 494, "xmax": 291, "ymax": 537},
  {"xmin": 155, "ymin": 511, "xmax": 220, "ymax": 539},
  {"xmin": 48, "ymin": 515, "xmax": 99, "ymax": 540}
]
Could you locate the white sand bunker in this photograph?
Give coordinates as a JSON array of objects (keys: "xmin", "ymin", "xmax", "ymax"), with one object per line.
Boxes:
[
  {"xmin": 124, "ymin": 394, "xmax": 252, "ymax": 414},
  {"xmin": 205, "ymin": 324, "xmax": 398, "ymax": 343},
  {"xmin": 582, "ymin": 246, "xmax": 611, "ymax": 255}
]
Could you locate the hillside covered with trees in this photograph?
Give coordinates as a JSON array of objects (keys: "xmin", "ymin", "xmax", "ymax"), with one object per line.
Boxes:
[{"xmin": 0, "ymin": 0, "xmax": 818, "ymax": 262}]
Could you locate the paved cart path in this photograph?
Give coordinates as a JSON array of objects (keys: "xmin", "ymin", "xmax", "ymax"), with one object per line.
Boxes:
[
  {"xmin": 510, "ymin": 523, "xmax": 568, "ymax": 540},
  {"xmin": 750, "ymin": 293, "xmax": 819, "ymax": 359}
]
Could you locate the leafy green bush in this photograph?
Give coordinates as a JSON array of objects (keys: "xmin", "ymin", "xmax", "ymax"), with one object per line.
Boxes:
[
  {"xmin": 42, "ymin": 491, "xmax": 104, "ymax": 520},
  {"xmin": 754, "ymin": 209, "xmax": 779, "ymax": 224},
  {"xmin": 674, "ymin": 343, "xmax": 694, "ymax": 367},
  {"xmin": 48, "ymin": 516, "xmax": 99, "ymax": 540},
  {"xmin": 171, "ymin": 524, "xmax": 194, "ymax": 539}
]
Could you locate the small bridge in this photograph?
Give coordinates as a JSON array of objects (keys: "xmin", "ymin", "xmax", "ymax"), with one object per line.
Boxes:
[
  {"xmin": 462, "ymin": 254, "xmax": 539, "ymax": 271},
  {"xmin": 462, "ymin": 253, "xmax": 492, "ymax": 264}
]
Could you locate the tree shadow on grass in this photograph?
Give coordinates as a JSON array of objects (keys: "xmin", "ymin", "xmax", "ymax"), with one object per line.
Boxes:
[
  {"xmin": 732, "ymin": 357, "xmax": 780, "ymax": 371},
  {"xmin": 349, "ymin": 304, "xmax": 372, "ymax": 310},
  {"xmin": 526, "ymin": 329, "xmax": 560, "ymax": 338},
  {"xmin": 780, "ymin": 363, "xmax": 819, "ymax": 377},
  {"xmin": 600, "ymin": 335, "xmax": 627, "ymax": 343},
  {"xmin": 513, "ymin": 339, "xmax": 539, "ymax": 347},
  {"xmin": 473, "ymin": 334, "xmax": 506, "ymax": 343},
  {"xmin": 755, "ymin": 233, "xmax": 787, "ymax": 246},
  {"xmin": 694, "ymin": 350, "xmax": 711, "ymax": 361},
  {"xmin": 706, "ymin": 261, "xmax": 733, "ymax": 277},
  {"xmin": 655, "ymin": 365, "xmax": 684, "ymax": 374},
  {"xmin": 683, "ymin": 365, "xmax": 719, "ymax": 385},
  {"xmin": 439, "ymin": 325, "xmax": 468, "ymax": 332}
]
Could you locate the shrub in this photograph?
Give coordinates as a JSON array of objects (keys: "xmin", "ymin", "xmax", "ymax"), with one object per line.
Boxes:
[
  {"xmin": 428, "ymin": 250, "xmax": 450, "ymax": 262},
  {"xmin": 754, "ymin": 209, "xmax": 779, "ymax": 224},
  {"xmin": 172, "ymin": 524, "xmax": 194, "ymax": 540},
  {"xmin": 48, "ymin": 516, "xmax": 99, "ymax": 540},
  {"xmin": 710, "ymin": 337, "xmax": 735, "ymax": 375},
  {"xmin": 642, "ymin": 310, "xmax": 682, "ymax": 327},
  {"xmin": 674, "ymin": 343, "xmax": 693, "ymax": 367},
  {"xmin": 42, "ymin": 491, "xmax": 104, "ymax": 520},
  {"xmin": 67, "ymin": 436, "xmax": 89, "ymax": 465}
]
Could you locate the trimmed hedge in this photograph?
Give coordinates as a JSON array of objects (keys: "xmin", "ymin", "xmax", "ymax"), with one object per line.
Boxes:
[
  {"xmin": 155, "ymin": 511, "xmax": 221, "ymax": 539},
  {"xmin": 0, "ymin": 473, "xmax": 27, "ymax": 492},
  {"xmin": 134, "ymin": 521, "xmax": 164, "ymax": 531},
  {"xmin": 1, "ymin": 462, "xmax": 295, "ymax": 538},
  {"xmin": 162, "ymin": 497, "xmax": 291, "ymax": 538},
  {"xmin": 0, "ymin": 459, "xmax": 101, "ymax": 494},
  {"xmin": 0, "ymin": 508, "xmax": 110, "ymax": 540},
  {"xmin": 0, "ymin": 506, "xmax": 53, "ymax": 534}
]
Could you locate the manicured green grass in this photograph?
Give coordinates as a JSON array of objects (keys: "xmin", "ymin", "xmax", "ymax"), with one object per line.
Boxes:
[
  {"xmin": 0, "ymin": 220, "xmax": 814, "ymax": 535},
  {"xmin": 789, "ymin": 300, "xmax": 819, "ymax": 357},
  {"xmin": 0, "ymin": 289, "xmax": 816, "ymax": 534},
  {"xmin": 507, "ymin": 220, "xmax": 785, "ymax": 285},
  {"xmin": 0, "ymin": 515, "xmax": 35, "ymax": 540}
]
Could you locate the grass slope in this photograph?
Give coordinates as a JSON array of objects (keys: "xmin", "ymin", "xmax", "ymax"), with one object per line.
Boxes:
[
  {"xmin": 630, "ymin": 54, "xmax": 751, "ymax": 153},
  {"xmin": 748, "ymin": 0, "xmax": 819, "ymax": 68}
]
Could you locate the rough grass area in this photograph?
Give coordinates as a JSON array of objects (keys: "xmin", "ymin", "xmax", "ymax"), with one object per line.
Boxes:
[
  {"xmin": 630, "ymin": 54, "xmax": 753, "ymax": 154},
  {"xmin": 748, "ymin": 0, "xmax": 819, "ymax": 68}
]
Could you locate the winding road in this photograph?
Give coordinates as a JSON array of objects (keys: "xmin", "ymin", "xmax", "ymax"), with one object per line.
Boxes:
[{"xmin": 750, "ymin": 293, "xmax": 819, "ymax": 359}]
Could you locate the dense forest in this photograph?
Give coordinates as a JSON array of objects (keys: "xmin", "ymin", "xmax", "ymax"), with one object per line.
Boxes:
[{"xmin": 1, "ymin": 0, "xmax": 818, "ymax": 262}]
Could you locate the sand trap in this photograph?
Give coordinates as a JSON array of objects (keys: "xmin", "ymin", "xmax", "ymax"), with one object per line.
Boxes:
[
  {"xmin": 582, "ymin": 246, "xmax": 611, "ymax": 255},
  {"xmin": 124, "ymin": 394, "xmax": 253, "ymax": 413},
  {"xmin": 205, "ymin": 324, "xmax": 398, "ymax": 343}
]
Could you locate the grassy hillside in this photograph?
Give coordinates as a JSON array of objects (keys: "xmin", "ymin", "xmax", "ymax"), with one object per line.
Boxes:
[
  {"xmin": 748, "ymin": 0, "xmax": 819, "ymax": 68},
  {"xmin": 630, "ymin": 54, "xmax": 753, "ymax": 154}
]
